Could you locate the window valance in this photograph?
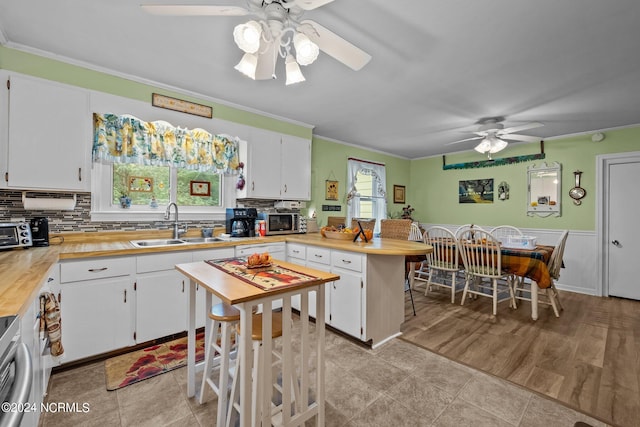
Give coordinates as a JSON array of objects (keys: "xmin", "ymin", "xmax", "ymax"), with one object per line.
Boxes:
[{"xmin": 92, "ymin": 113, "xmax": 241, "ymax": 173}]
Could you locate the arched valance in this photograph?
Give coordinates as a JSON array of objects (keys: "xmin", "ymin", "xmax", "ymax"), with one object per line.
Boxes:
[{"xmin": 92, "ymin": 113, "xmax": 241, "ymax": 173}]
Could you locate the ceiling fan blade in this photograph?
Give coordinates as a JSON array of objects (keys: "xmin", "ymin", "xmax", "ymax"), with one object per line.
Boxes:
[
  {"xmin": 501, "ymin": 122, "xmax": 544, "ymax": 134},
  {"xmin": 299, "ymin": 19, "xmax": 371, "ymax": 71},
  {"xmin": 446, "ymin": 136, "xmax": 483, "ymax": 145},
  {"xmin": 141, "ymin": 4, "xmax": 250, "ymax": 16},
  {"xmin": 500, "ymin": 134, "xmax": 541, "ymax": 143},
  {"xmin": 290, "ymin": 0, "xmax": 335, "ymax": 10}
]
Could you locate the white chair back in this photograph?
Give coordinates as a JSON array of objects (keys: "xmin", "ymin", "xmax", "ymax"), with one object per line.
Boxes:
[
  {"xmin": 409, "ymin": 223, "xmax": 423, "ymax": 241},
  {"xmin": 489, "ymin": 225, "xmax": 523, "ymax": 239},
  {"xmin": 425, "ymin": 226, "xmax": 458, "ymax": 272},
  {"xmin": 548, "ymin": 230, "xmax": 569, "ymax": 280},
  {"xmin": 455, "ymin": 224, "xmax": 485, "ymax": 239},
  {"xmin": 458, "ymin": 228, "xmax": 502, "ymax": 278}
]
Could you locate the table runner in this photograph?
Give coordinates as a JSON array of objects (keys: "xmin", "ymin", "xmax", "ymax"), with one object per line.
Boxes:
[{"xmin": 205, "ymin": 257, "xmax": 319, "ymax": 290}]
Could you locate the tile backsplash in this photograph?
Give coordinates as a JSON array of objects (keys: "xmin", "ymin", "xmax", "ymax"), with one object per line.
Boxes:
[{"xmin": 0, "ymin": 190, "xmax": 223, "ymax": 233}]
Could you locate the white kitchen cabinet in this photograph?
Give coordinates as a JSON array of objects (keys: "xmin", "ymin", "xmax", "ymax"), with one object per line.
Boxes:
[
  {"xmin": 135, "ymin": 251, "xmax": 192, "ymax": 343},
  {"xmin": 2, "ymin": 73, "xmax": 90, "ymax": 191},
  {"xmin": 237, "ymin": 129, "xmax": 311, "ymax": 200},
  {"xmin": 58, "ymin": 256, "xmax": 135, "ymax": 362},
  {"xmin": 192, "ymin": 248, "xmax": 234, "ymax": 328}
]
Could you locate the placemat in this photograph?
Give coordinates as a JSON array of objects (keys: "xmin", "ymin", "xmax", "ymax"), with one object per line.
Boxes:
[{"xmin": 205, "ymin": 257, "xmax": 318, "ymax": 290}]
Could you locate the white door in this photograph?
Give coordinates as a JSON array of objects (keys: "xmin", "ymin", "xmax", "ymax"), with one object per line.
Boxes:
[{"xmin": 607, "ymin": 160, "xmax": 640, "ymax": 299}]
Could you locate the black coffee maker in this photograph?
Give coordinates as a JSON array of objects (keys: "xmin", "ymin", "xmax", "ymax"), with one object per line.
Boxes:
[
  {"xmin": 225, "ymin": 208, "xmax": 257, "ymax": 237},
  {"xmin": 30, "ymin": 217, "xmax": 50, "ymax": 247}
]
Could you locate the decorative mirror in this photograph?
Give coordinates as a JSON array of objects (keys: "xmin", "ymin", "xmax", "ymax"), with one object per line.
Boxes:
[{"xmin": 527, "ymin": 161, "xmax": 561, "ymax": 217}]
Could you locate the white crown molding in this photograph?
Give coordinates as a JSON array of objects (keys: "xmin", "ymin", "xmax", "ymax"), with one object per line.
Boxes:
[
  {"xmin": 2, "ymin": 42, "xmax": 314, "ymax": 130},
  {"xmin": 0, "ymin": 24, "xmax": 8, "ymax": 45}
]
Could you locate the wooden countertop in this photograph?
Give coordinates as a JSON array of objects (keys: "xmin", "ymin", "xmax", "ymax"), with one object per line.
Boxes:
[{"xmin": 0, "ymin": 231, "xmax": 432, "ymax": 318}]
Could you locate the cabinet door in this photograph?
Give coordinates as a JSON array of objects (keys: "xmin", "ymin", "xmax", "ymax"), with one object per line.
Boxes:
[
  {"xmin": 280, "ymin": 135, "xmax": 311, "ymax": 200},
  {"xmin": 136, "ymin": 270, "xmax": 187, "ymax": 342},
  {"xmin": 192, "ymin": 248, "xmax": 233, "ymax": 328},
  {"xmin": 328, "ymin": 269, "xmax": 362, "ymax": 339},
  {"xmin": 305, "ymin": 260, "xmax": 331, "ymax": 320},
  {"xmin": 59, "ymin": 277, "xmax": 134, "ymax": 362},
  {"xmin": 246, "ymin": 129, "xmax": 281, "ymax": 198},
  {"xmin": 7, "ymin": 74, "xmax": 89, "ymax": 191}
]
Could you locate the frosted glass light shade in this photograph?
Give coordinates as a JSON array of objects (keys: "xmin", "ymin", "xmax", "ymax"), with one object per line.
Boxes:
[
  {"xmin": 293, "ymin": 32, "xmax": 319, "ymax": 66},
  {"xmin": 234, "ymin": 53, "xmax": 258, "ymax": 79},
  {"xmin": 475, "ymin": 135, "xmax": 507, "ymax": 154},
  {"xmin": 233, "ymin": 21, "xmax": 262, "ymax": 53},
  {"xmin": 285, "ymin": 55, "xmax": 305, "ymax": 85},
  {"xmin": 489, "ymin": 137, "xmax": 508, "ymax": 153}
]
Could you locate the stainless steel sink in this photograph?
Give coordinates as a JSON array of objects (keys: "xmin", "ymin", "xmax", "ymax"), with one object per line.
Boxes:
[
  {"xmin": 130, "ymin": 239, "xmax": 186, "ymax": 248},
  {"xmin": 130, "ymin": 236, "xmax": 224, "ymax": 248},
  {"xmin": 180, "ymin": 237, "xmax": 224, "ymax": 244}
]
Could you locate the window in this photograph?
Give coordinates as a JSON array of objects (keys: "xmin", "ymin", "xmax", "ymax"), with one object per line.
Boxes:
[
  {"xmin": 346, "ymin": 158, "xmax": 387, "ymax": 234},
  {"xmin": 91, "ymin": 163, "xmax": 230, "ymax": 221}
]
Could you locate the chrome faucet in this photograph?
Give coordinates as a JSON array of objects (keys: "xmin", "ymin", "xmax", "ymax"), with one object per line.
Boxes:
[{"xmin": 164, "ymin": 202, "xmax": 185, "ymax": 239}]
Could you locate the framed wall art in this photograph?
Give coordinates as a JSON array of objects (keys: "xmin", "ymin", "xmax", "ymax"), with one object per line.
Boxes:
[
  {"xmin": 393, "ymin": 185, "xmax": 406, "ymax": 204},
  {"xmin": 459, "ymin": 179, "xmax": 494, "ymax": 203},
  {"xmin": 128, "ymin": 176, "xmax": 153, "ymax": 193},
  {"xmin": 189, "ymin": 180, "xmax": 211, "ymax": 196},
  {"xmin": 325, "ymin": 180, "xmax": 339, "ymax": 201},
  {"xmin": 152, "ymin": 93, "xmax": 213, "ymax": 118}
]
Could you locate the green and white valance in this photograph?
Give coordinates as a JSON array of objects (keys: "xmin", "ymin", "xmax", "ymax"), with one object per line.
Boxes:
[{"xmin": 92, "ymin": 113, "xmax": 241, "ymax": 173}]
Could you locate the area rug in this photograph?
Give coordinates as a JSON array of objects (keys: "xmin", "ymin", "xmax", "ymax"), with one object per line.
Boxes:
[{"xmin": 105, "ymin": 332, "xmax": 206, "ymax": 390}]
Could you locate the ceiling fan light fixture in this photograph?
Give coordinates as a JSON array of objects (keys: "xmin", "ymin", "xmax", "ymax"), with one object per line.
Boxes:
[
  {"xmin": 475, "ymin": 134, "xmax": 508, "ymax": 154},
  {"xmin": 234, "ymin": 53, "xmax": 258, "ymax": 79},
  {"xmin": 233, "ymin": 20, "xmax": 262, "ymax": 53},
  {"xmin": 489, "ymin": 137, "xmax": 508, "ymax": 153},
  {"xmin": 293, "ymin": 32, "xmax": 319, "ymax": 66},
  {"xmin": 285, "ymin": 54, "xmax": 305, "ymax": 85}
]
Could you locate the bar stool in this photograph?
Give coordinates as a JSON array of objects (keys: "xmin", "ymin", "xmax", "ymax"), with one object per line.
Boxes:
[
  {"xmin": 227, "ymin": 311, "xmax": 297, "ymax": 427},
  {"xmin": 199, "ymin": 303, "xmax": 241, "ymax": 427}
]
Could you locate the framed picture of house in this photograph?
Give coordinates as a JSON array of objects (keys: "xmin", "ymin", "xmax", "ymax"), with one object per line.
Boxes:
[
  {"xmin": 459, "ymin": 179, "xmax": 494, "ymax": 203},
  {"xmin": 325, "ymin": 180, "xmax": 339, "ymax": 200},
  {"xmin": 393, "ymin": 185, "xmax": 406, "ymax": 204}
]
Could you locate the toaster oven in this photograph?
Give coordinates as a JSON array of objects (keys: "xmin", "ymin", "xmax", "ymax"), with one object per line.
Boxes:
[{"xmin": 0, "ymin": 222, "xmax": 33, "ymax": 249}]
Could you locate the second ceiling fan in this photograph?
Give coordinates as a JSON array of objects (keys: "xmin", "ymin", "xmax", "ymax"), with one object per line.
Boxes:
[
  {"xmin": 142, "ymin": 0, "xmax": 372, "ymax": 84},
  {"xmin": 448, "ymin": 118, "xmax": 544, "ymax": 157}
]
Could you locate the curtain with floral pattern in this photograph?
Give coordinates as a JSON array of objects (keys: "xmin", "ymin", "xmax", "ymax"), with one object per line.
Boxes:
[{"xmin": 92, "ymin": 113, "xmax": 241, "ymax": 173}]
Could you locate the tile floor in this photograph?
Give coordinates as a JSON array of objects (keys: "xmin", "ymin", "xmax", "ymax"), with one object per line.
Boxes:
[{"xmin": 40, "ymin": 323, "xmax": 609, "ymax": 427}]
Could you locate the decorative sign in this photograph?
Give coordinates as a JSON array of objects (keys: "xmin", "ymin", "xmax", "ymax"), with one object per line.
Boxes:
[
  {"xmin": 189, "ymin": 180, "xmax": 211, "ymax": 196},
  {"xmin": 459, "ymin": 179, "xmax": 494, "ymax": 203},
  {"xmin": 152, "ymin": 93, "xmax": 213, "ymax": 118},
  {"xmin": 322, "ymin": 205, "xmax": 342, "ymax": 211},
  {"xmin": 325, "ymin": 180, "xmax": 339, "ymax": 200},
  {"xmin": 128, "ymin": 176, "xmax": 153, "ymax": 193},
  {"xmin": 393, "ymin": 185, "xmax": 406, "ymax": 204}
]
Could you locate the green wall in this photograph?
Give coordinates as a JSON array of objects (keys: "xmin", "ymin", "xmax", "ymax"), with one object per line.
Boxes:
[
  {"xmin": 309, "ymin": 137, "xmax": 410, "ymax": 227},
  {"xmin": 0, "ymin": 46, "xmax": 311, "ymax": 139},
  {"xmin": 3, "ymin": 45, "xmax": 639, "ymax": 232},
  {"xmin": 408, "ymin": 127, "xmax": 640, "ymax": 231}
]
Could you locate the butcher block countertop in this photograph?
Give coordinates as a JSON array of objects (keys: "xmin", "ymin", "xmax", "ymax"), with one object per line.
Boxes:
[{"xmin": 0, "ymin": 230, "xmax": 431, "ymax": 318}]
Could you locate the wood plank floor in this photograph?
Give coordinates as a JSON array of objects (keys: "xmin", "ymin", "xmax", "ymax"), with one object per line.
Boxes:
[{"xmin": 401, "ymin": 284, "xmax": 640, "ymax": 427}]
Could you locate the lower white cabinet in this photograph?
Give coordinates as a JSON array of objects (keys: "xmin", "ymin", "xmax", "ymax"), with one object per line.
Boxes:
[
  {"xmin": 135, "ymin": 252, "xmax": 192, "ymax": 343},
  {"xmin": 58, "ymin": 274, "xmax": 135, "ymax": 363},
  {"xmin": 286, "ymin": 244, "xmax": 364, "ymax": 340},
  {"xmin": 192, "ymin": 248, "xmax": 234, "ymax": 328}
]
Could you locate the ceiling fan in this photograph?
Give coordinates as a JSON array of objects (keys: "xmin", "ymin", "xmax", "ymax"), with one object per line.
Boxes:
[
  {"xmin": 447, "ymin": 117, "xmax": 543, "ymax": 157},
  {"xmin": 141, "ymin": 0, "xmax": 372, "ymax": 84}
]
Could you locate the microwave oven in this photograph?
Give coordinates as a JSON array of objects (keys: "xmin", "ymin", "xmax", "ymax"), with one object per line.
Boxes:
[
  {"xmin": 258, "ymin": 212, "xmax": 303, "ymax": 235},
  {"xmin": 0, "ymin": 222, "xmax": 33, "ymax": 249}
]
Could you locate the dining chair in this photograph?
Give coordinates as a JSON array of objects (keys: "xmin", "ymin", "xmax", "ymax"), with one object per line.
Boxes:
[
  {"xmin": 420, "ymin": 226, "xmax": 462, "ymax": 303},
  {"xmin": 458, "ymin": 228, "xmax": 516, "ymax": 316},
  {"xmin": 513, "ymin": 230, "xmax": 568, "ymax": 317},
  {"xmin": 489, "ymin": 225, "xmax": 523, "ymax": 240},
  {"xmin": 351, "ymin": 218, "xmax": 376, "ymax": 231},
  {"xmin": 327, "ymin": 216, "xmax": 346, "ymax": 228},
  {"xmin": 380, "ymin": 219, "xmax": 416, "ymax": 316},
  {"xmin": 455, "ymin": 224, "xmax": 486, "ymax": 239}
]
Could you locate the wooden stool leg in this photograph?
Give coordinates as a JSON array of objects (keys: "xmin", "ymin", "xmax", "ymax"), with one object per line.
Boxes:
[{"xmin": 199, "ymin": 320, "xmax": 221, "ymax": 405}]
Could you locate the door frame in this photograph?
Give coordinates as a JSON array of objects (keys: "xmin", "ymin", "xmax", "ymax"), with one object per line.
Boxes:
[{"xmin": 596, "ymin": 151, "xmax": 640, "ymax": 297}]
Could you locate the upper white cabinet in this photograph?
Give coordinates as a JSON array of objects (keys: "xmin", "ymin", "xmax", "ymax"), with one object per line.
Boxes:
[
  {"xmin": 2, "ymin": 73, "xmax": 90, "ymax": 191},
  {"xmin": 237, "ymin": 129, "xmax": 311, "ymax": 200}
]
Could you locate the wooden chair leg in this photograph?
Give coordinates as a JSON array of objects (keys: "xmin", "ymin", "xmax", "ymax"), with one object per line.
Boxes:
[
  {"xmin": 461, "ymin": 276, "xmax": 471, "ymax": 306},
  {"xmin": 492, "ymin": 279, "xmax": 498, "ymax": 316},
  {"xmin": 450, "ymin": 273, "xmax": 456, "ymax": 304}
]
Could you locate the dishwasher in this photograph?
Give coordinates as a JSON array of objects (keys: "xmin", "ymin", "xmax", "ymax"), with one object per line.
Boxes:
[
  {"xmin": 0, "ymin": 315, "xmax": 32, "ymax": 427},
  {"xmin": 235, "ymin": 242, "xmax": 286, "ymax": 309}
]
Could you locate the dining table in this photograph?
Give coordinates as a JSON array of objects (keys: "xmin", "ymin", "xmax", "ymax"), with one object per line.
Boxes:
[
  {"xmin": 175, "ymin": 258, "xmax": 340, "ymax": 427},
  {"xmin": 410, "ymin": 239, "xmax": 555, "ymax": 320}
]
